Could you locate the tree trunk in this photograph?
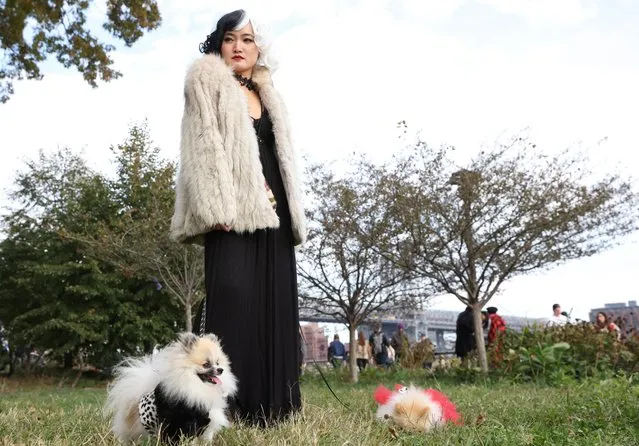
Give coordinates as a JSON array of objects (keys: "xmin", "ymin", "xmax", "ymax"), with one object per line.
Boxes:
[
  {"xmin": 349, "ymin": 325, "xmax": 358, "ymax": 383},
  {"xmin": 472, "ymin": 304, "xmax": 488, "ymax": 373},
  {"xmin": 458, "ymin": 174, "xmax": 487, "ymax": 373},
  {"xmin": 184, "ymin": 294, "xmax": 193, "ymax": 333},
  {"xmin": 71, "ymin": 353, "xmax": 84, "ymax": 388},
  {"xmin": 8, "ymin": 349, "xmax": 15, "ymax": 377},
  {"xmin": 63, "ymin": 352, "xmax": 74, "ymax": 369}
]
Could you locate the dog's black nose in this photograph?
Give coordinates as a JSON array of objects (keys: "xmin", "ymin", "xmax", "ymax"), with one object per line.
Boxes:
[{"xmin": 216, "ymin": 368, "xmax": 223, "ymax": 374}]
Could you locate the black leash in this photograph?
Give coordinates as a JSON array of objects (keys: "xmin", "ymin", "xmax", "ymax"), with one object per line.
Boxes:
[
  {"xmin": 298, "ymin": 323, "xmax": 351, "ymax": 410},
  {"xmin": 199, "ymin": 300, "xmax": 350, "ymax": 410}
]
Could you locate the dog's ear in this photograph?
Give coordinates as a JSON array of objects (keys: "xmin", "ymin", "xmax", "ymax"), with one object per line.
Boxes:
[
  {"xmin": 177, "ymin": 332, "xmax": 198, "ymax": 351},
  {"xmin": 203, "ymin": 333, "xmax": 219, "ymax": 343}
]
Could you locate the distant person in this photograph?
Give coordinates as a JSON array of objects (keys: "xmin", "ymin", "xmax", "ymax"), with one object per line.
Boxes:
[
  {"xmin": 487, "ymin": 307, "xmax": 506, "ymax": 365},
  {"xmin": 328, "ymin": 335, "xmax": 345, "ymax": 368},
  {"xmin": 594, "ymin": 312, "xmax": 621, "ymax": 341},
  {"xmin": 546, "ymin": 304, "xmax": 569, "ymax": 327},
  {"xmin": 355, "ymin": 331, "xmax": 370, "ymax": 372},
  {"xmin": 387, "ymin": 344, "xmax": 396, "ymax": 365},
  {"xmin": 369, "ymin": 322, "xmax": 391, "ymax": 368},
  {"xmin": 416, "ymin": 335, "xmax": 435, "ymax": 369},
  {"xmin": 455, "ymin": 307, "xmax": 476, "ymax": 360},
  {"xmin": 391, "ymin": 323, "xmax": 409, "ymax": 363},
  {"xmin": 487, "ymin": 307, "xmax": 506, "ymax": 344}
]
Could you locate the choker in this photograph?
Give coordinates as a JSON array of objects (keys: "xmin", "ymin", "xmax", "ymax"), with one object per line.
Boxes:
[{"xmin": 234, "ymin": 73, "xmax": 258, "ymax": 92}]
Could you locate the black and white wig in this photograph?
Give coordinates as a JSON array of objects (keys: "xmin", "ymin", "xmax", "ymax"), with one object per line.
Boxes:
[{"xmin": 199, "ymin": 9, "xmax": 276, "ymax": 71}]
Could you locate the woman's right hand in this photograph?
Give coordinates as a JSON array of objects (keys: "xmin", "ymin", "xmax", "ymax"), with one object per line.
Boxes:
[{"xmin": 213, "ymin": 224, "xmax": 231, "ymax": 232}]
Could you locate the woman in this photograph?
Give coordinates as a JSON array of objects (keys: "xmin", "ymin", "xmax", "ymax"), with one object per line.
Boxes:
[
  {"xmin": 355, "ymin": 331, "xmax": 369, "ymax": 372},
  {"xmin": 170, "ymin": 10, "xmax": 306, "ymax": 426},
  {"xmin": 594, "ymin": 312, "xmax": 621, "ymax": 341}
]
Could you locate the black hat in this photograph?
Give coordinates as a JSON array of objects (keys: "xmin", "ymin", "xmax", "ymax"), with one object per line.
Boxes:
[{"xmin": 486, "ymin": 307, "xmax": 498, "ymax": 314}]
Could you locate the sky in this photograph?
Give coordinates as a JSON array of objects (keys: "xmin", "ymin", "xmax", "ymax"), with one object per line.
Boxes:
[{"xmin": 1, "ymin": 0, "xmax": 638, "ymax": 323}]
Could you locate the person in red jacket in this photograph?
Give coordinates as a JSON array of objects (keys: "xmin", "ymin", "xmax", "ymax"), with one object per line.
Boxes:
[{"xmin": 487, "ymin": 307, "xmax": 506, "ymax": 365}]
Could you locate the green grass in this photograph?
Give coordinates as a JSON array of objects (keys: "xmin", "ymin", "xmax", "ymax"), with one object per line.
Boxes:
[{"xmin": 1, "ymin": 372, "xmax": 638, "ymax": 445}]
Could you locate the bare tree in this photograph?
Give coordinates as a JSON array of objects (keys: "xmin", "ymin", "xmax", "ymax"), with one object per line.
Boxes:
[
  {"xmin": 81, "ymin": 222, "xmax": 205, "ymax": 333},
  {"xmin": 298, "ymin": 158, "xmax": 427, "ymax": 382},
  {"xmin": 379, "ymin": 130, "xmax": 639, "ymax": 372}
]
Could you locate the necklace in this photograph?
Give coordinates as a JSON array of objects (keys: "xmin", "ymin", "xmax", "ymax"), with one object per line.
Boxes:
[{"xmin": 234, "ymin": 73, "xmax": 258, "ymax": 92}]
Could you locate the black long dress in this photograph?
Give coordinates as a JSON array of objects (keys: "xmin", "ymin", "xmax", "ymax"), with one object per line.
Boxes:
[{"xmin": 197, "ymin": 106, "xmax": 302, "ymax": 426}]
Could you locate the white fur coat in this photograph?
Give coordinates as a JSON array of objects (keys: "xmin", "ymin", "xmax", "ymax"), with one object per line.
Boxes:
[{"xmin": 170, "ymin": 55, "xmax": 306, "ymax": 246}]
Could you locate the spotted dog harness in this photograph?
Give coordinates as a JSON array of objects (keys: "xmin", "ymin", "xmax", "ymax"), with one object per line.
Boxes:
[{"xmin": 139, "ymin": 391, "xmax": 159, "ymax": 434}]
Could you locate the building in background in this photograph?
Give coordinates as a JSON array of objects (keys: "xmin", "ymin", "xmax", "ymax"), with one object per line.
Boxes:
[
  {"xmin": 589, "ymin": 300, "xmax": 638, "ymax": 337},
  {"xmin": 300, "ymin": 323, "xmax": 329, "ymax": 363}
]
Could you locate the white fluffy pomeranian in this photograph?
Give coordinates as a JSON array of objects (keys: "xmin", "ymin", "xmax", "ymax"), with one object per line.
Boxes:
[{"xmin": 104, "ymin": 332, "xmax": 238, "ymax": 444}]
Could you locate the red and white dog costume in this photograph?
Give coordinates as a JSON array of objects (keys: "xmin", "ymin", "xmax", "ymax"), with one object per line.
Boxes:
[{"xmin": 374, "ymin": 384, "xmax": 461, "ymax": 432}]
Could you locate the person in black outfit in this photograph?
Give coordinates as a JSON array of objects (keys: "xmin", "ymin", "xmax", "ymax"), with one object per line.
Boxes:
[
  {"xmin": 455, "ymin": 307, "xmax": 476, "ymax": 360},
  {"xmin": 175, "ymin": 10, "xmax": 306, "ymax": 427},
  {"xmin": 369, "ymin": 322, "xmax": 391, "ymax": 368}
]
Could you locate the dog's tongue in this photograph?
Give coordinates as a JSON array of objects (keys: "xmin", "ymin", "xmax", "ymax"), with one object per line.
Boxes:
[{"xmin": 209, "ymin": 375, "xmax": 221, "ymax": 384}]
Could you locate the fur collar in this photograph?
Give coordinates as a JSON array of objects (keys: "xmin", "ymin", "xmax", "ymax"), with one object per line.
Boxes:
[
  {"xmin": 171, "ymin": 53, "xmax": 306, "ymax": 246},
  {"xmin": 186, "ymin": 54, "xmax": 273, "ymax": 92}
]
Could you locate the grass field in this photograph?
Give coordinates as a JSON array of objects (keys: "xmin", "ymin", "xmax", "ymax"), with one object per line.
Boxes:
[{"xmin": 1, "ymin": 372, "xmax": 638, "ymax": 445}]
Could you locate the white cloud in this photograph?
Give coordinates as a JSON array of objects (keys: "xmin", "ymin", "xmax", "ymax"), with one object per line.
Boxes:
[
  {"xmin": 272, "ymin": 2, "xmax": 637, "ymax": 170},
  {"xmin": 155, "ymin": 0, "xmax": 346, "ymax": 33},
  {"xmin": 272, "ymin": 2, "xmax": 478, "ymax": 163},
  {"xmin": 399, "ymin": 0, "xmax": 468, "ymax": 20},
  {"xmin": 477, "ymin": 0, "xmax": 600, "ymax": 25}
]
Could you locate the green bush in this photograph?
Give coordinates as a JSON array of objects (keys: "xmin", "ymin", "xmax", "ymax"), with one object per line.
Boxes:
[
  {"xmin": 496, "ymin": 322, "xmax": 639, "ymax": 383},
  {"xmin": 301, "ymin": 323, "xmax": 639, "ymax": 386}
]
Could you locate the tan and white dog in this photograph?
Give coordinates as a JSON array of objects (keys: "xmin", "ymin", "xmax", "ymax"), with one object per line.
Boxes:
[
  {"xmin": 374, "ymin": 384, "xmax": 461, "ymax": 432},
  {"xmin": 104, "ymin": 332, "xmax": 237, "ymax": 443}
]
